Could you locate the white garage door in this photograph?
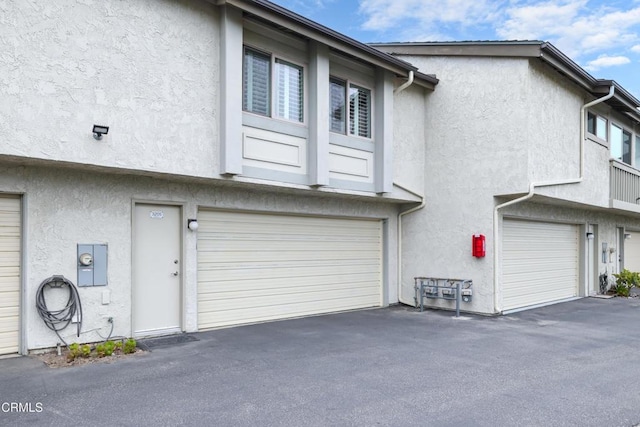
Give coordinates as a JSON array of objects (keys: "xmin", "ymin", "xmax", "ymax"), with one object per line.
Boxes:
[
  {"xmin": 624, "ymin": 231, "xmax": 640, "ymax": 273},
  {"xmin": 502, "ymin": 219, "xmax": 578, "ymax": 311},
  {"xmin": 0, "ymin": 196, "xmax": 20, "ymax": 355},
  {"xmin": 197, "ymin": 210, "xmax": 382, "ymax": 329}
]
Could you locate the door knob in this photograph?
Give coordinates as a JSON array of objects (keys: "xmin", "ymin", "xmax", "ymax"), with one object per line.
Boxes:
[{"xmin": 172, "ymin": 271, "xmax": 179, "ymax": 276}]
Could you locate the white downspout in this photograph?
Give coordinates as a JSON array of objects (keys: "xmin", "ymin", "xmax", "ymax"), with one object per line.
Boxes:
[
  {"xmin": 396, "ymin": 183, "xmax": 425, "ymax": 306},
  {"xmin": 394, "ymin": 71, "xmax": 414, "ymax": 95},
  {"xmin": 393, "ymin": 70, "xmax": 418, "ymax": 305},
  {"xmin": 492, "ymin": 85, "xmax": 615, "ymax": 314}
]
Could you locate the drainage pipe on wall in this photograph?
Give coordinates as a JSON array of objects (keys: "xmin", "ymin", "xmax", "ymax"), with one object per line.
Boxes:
[
  {"xmin": 492, "ymin": 85, "xmax": 615, "ymax": 314},
  {"xmin": 394, "ymin": 71, "xmax": 414, "ymax": 95},
  {"xmin": 396, "ymin": 183, "xmax": 425, "ymax": 306},
  {"xmin": 393, "ymin": 70, "xmax": 420, "ymax": 305}
]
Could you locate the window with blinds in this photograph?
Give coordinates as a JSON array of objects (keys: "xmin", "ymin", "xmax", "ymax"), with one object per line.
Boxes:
[
  {"xmin": 330, "ymin": 78, "xmax": 346, "ymax": 134},
  {"xmin": 349, "ymin": 85, "xmax": 371, "ymax": 138},
  {"xmin": 275, "ymin": 59, "xmax": 303, "ymax": 122},
  {"xmin": 330, "ymin": 77, "xmax": 371, "ymax": 139},
  {"xmin": 243, "ymin": 47, "xmax": 304, "ymax": 123},
  {"xmin": 243, "ymin": 48, "xmax": 271, "ymax": 116}
]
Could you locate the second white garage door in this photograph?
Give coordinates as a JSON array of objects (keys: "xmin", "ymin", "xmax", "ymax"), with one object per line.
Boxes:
[
  {"xmin": 624, "ymin": 231, "xmax": 640, "ymax": 273},
  {"xmin": 197, "ymin": 210, "xmax": 382, "ymax": 329},
  {"xmin": 502, "ymin": 219, "xmax": 579, "ymax": 311}
]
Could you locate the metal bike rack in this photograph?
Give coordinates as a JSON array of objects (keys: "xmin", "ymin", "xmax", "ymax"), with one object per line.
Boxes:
[{"xmin": 414, "ymin": 277, "xmax": 473, "ymax": 317}]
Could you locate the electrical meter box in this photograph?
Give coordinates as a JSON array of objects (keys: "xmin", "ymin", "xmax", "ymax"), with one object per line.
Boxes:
[{"xmin": 77, "ymin": 244, "xmax": 108, "ymax": 287}]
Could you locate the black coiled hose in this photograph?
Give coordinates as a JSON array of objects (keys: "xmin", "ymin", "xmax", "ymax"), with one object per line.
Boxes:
[{"xmin": 35, "ymin": 275, "xmax": 83, "ymax": 347}]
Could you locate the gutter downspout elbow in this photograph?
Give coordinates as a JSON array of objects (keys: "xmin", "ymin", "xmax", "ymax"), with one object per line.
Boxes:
[{"xmin": 394, "ymin": 70, "xmax": 414, "ymax": 95}]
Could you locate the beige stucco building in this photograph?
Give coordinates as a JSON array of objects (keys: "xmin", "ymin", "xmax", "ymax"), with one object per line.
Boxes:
[{"xmin": 2, "ymin": 1, "xmax": 640, "ymax": 356}]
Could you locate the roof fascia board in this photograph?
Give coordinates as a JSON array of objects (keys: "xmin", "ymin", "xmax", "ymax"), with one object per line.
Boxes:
[
  {"xmin": 371, "ymin": 42, "xmax": 543, "ymax": 58},
  {"xmin": 221, "ymin": 0, "xmax": 427, "ymax": 79},
  {"xmin": 538, "ymin": 52, "xmax": 594, "ymax": 92},
  {"xmin": 595, "ymin": 81, "xmax": 640, "ymax": 115}
]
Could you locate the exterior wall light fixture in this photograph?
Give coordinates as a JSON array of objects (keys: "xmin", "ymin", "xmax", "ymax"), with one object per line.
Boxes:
[
  {"xmin": 586, "ymin": 232, "xmax": 594, "ymax": 240},
  {"xmin": 187, "ymin": 219, "xmax": 199, "ymax": 231},
  {"xmin": 92, "ymin": 125, "xmax": 109, "ymax": 140},
  {"xmin": 624, "ymin": 233, "xmax": 631, "ymax": 240}
]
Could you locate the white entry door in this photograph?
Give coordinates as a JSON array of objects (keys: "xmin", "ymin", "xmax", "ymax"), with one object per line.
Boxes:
[{"xmin": 133, "ymin": 204, "xmax": 182, "ymax": 336}]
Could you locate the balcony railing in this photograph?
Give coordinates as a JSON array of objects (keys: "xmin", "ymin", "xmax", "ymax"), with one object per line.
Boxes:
[{"xmin": 610, "ymin": 159, "xmax": 640, "ymax": 205}]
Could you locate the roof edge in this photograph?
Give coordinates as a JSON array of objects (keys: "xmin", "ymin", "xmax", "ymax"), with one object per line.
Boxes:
[
  {"xmin": 216, "ymin": 0, "xmax": 438, "ymax": 87},
  {"xmin": 374, "ymin": 41, "xmax": 639, "ymax": 115}
]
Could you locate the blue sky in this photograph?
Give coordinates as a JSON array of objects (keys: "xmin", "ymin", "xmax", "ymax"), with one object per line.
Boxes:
[{"xmin": 272, "ymin": 0, "xmax": 640, "ymax": 99}]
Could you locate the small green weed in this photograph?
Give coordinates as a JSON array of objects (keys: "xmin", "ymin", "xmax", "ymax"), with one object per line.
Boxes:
[
  {"xmin": 67, "ymin": 343, "xmax": 81, "ymax": 362},
  {"xmin": 103, "ymin": 341, "xmax": 116, "ymax": 357},
  {"xmin": 81, "ymin": 344, "xmax": 91, "ymax": 358},
  {"xmin": 123, "ymin": 339, "xmax": 137, "ymax": 354},
  {"xmin": 95, "ymin": 343, "xmax": 106, "ymax": 358},
  {"xmin": 612, "ymin": 269, "xmax": 640, "ymax": 297}
]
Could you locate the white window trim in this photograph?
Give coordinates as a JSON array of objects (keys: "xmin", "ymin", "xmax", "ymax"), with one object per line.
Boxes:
[
  {"xmin": 271, "ymin": 56, "xmax": 306, "ymax": 124},
  {"xmin": 586, "ymin": 110, "xmax": 609, "ymax": 148},
  {"xmin": 243, "ymin": 43, "xmax": 307, "ymax": 125},
  {"xmin": 610, "ymin": 120, "xmax": 634, "ymax": 166},
  {"xmin": 329, "ymin": 75, "xmax": 374, "ymax": 141}
]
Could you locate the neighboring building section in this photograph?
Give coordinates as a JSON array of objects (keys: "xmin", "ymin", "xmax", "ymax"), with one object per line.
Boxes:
[{"xmin": 375, "ymin": 41, "xmax": 640, "ymax": 314}]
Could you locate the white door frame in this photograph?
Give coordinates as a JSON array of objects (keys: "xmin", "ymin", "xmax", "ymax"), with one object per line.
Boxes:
[{"xmin": 131, "ymin": 201, "xmax": 185, "ymax": 337}]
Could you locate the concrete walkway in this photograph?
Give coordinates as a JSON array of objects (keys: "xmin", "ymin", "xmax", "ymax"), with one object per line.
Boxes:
[{"xmin": 2, "ymin": 297, "xmax": 640, "ymax": 426}]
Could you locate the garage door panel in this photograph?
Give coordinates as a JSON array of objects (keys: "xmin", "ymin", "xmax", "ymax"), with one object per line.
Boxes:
[
  {"xmin": 0, "ymin": 196, "xmax": 19, "ymax": 355},
  {"xmin": 198, "ymin": 263, "xmax": 379, "ymax": 282},
  {"xmin": 205, "ymin": 296, "xmax": 382, "ymax": 329},
  {"xmin": 625, "ymin": 231, "xmax": 640, "ymax": 272},
  {"xmin": 199, "ymin": 253, "xmax": 379, "ymax": 264},
  {"xmin": 503, "ymin": 219, "xmax": 578, "ymax": 311},
  {"xmin": 0, "ymin": 291, "xmax": 19, "ymax": 309},
  {"xmin": 200, "ymin": 285, "xmax": 379, "ymax": 311},
  {"xmin": 198, "ymin": 272, "xmax": 381, "ymax": 294},
  {"xmin": 199, "ymin": 278, "xmax": 380, "ymax": 301},
  {"xmin": 200, "ymin": 217, "xmax": 378, "ymax": 233},
  {"xmin": 198, "ymin": 240, "xmax": 379, "ymax": 252},
  {"xmin": 0, "ymin": 331, "xmax": 19, "ymax": 354},
  {"xmin": 197, "ymin": 210, "xmax": 382, "ymax": 330}
]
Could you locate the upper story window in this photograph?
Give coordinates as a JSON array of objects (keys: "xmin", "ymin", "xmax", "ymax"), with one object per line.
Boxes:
[
  {"xmin": 611, "ymin": 123, "xmax": 632, "ymax": 165},
  {"xmin": 243, "ymin": 46, "xmax": 304, "ymax": 123},
  {"xmin": 588, "ymin": 109, "xmax": 638, "ymax": 168},
  {"xmin": 587, "ymin": 111, "xmax": 608, "ymax": 140},
  {"xmin": 329, "ymin": 77, "xmax": 371, "ymax": 138}
]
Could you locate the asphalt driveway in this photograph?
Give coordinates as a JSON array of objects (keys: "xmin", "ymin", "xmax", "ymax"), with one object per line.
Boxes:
[{"xmin": 2, "ymin": 298, "xmax": 640, "ymax": 426}]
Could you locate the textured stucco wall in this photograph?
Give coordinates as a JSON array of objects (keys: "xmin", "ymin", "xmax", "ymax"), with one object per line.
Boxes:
[
  {"xmin": 393, "ymin": 54, "xmax": 627, "ymax": 314},
  {"xmin": 393, "ymin": 84, "xmax": 427, "ymax": 195},
  {"xmin": 395, "ymin": 56, "xmax": 532, "ymax": 312},
  {"xmin": 0, "ymin": 0, "xmax": 220, "ymax": 177},
  {"xmin": 0, "ymin": 164, "xmax": 400, "ymax": 350},
  {"xmin": 526, "ymin": 61, "xmax": 611, "ymax": 206}
]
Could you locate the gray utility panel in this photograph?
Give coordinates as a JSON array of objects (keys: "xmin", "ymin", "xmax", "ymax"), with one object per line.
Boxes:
[{"xmin": 77, "ymin": 244, "xmax": 108, "ymax": 287}]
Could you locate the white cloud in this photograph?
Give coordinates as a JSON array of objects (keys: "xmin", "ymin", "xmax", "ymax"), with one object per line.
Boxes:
[
  {"xmin": 496, "ymin": 1, "xmax": 640, "ymax": 58},
  {"xmin": 357, "ymin": 0, "xmax": 640, "ymax": 59},
  {"xmin": 359, "ymin": 0, "xmax": 502, "ymax": 32},
  {"xmin": 584, "ymin": 55, "xmax": 631, "ymax": 71},
  {"xmin": 497, "ymin": 0, "xmax": 586, "ymax": 40},
  {"xmin": 632, "ymin": 45, "xmax": 640, "ymax": 53}
]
